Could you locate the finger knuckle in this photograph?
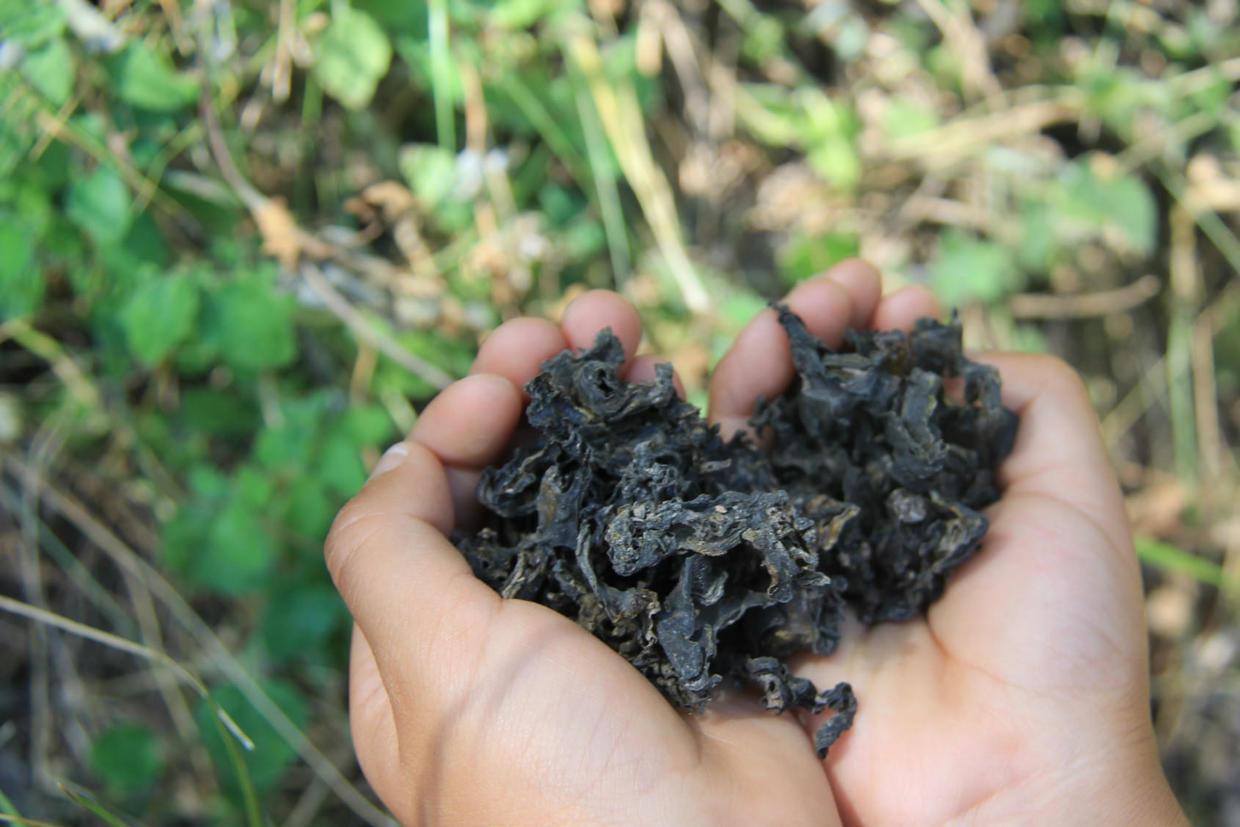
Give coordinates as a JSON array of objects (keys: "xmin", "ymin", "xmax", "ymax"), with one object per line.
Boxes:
[{"xmin": 323, "ymin": 498, "xmax": 376, "ymax": 586}]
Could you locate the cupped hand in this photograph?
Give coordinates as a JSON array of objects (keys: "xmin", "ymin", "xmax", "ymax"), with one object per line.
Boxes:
[
  {"xmin": 326, "ymin": 262, "xmax": 1185, "ymax": 826},
  {"xmin": 710, "ymin": 262, "xmax": 1185, "ymax": 826},
  {"xmin": 326, "ymin": 292, "xmax": 838, "ymax": 826}
]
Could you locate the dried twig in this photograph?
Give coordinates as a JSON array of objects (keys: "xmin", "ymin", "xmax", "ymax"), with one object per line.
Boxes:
[
  {"xmin": 199, "ymin": 69, "xmax": 456, "ymax": 392},
  {"xmin": 302, "ymin": 265, "xmax": 454, "ymax": 390},
  {"xmin": 0, "ymin": 595, "xmax": 253, "ymax": 751},
  {"xmin": 568, "ymin": 32, "xmax": 711, "ymax": 313},
  {"xmin": 914, "ymin": 0, "xmax": 1001, "ymax": 100},
  {"xmin": 1102, "ymin": 280, "xmax": 1240, "ymax": 452},
  {"xmin": 0, "ymin": 813, "xmax": 72, "ymax": 827},
  {"xmin": 886, "ymin": 93, "xmax": 1083, "ymax": 165},
  {"xmin": 272, "ymin": 0, "xmax": 295, "ymax": 102},
  {"xmin": 0, "ymin": 321, "xmax": 99, "ymax": 410},
  {"xmin": 1009, "ymin": 275, "xmax": 1161, "ymax": 319},
  {"xmin": 1192, "ymin": 313, "xmax": 1225, "ymax": 484},
  {"xmin": 3, "ymin": 459, "xmax": 397, "ymax": 827}
]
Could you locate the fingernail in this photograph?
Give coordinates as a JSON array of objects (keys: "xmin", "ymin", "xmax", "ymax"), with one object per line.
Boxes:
[{"xmin": 369, "ymin": 442, "xmax": 410, "ymax": 481}]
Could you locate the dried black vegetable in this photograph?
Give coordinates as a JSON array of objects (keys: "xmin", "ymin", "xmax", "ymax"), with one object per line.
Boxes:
[{"xmin": 456, "ymin": 307, "xmax": 1018, "ymax": 757}]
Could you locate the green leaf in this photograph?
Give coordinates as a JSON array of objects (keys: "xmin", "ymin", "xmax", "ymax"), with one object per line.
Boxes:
[
  {"xmin": 831, "ymin": 15, "xmax": 870, "ymax": 61},
  {"xmin": 198, "ymin": 499, "xmax": 277, "ymax": 594},
  {"xmin": 751, "ymin": 90, "xmax": 861, "ymax": 192},
  {"xmin": 261, "ymin": 584, "xmax": 347, "ymax": 663},
  {"xmin": 319, "ymin": 427, "xmax": 367, "ymax": 498},
  {"xmin": 177, "ymin": 388, "xmax": 260, "ymax": 439},
  {"xmin": 121, "ymin": 274, "xmax": 200, "ymax": 364},
  {"xmin": 1135, "ymin": 537, "xmax": 1225, "ymax": 587},
  {"xmin": 254, "ymin": 392, "xmax": 332, "ymax": 472},
  {"xmin": 397, "ymin": 144, "xmax": 473, "ymax": 232},
  {"xmin": 281, "ymin": 477, "xmax": 336, "ymax": 542},
  {"xmin": 0, "ymin": 3, "xmax": 66, "ymax": 48},
  {"xmin": 21, "ymin": 37, "xmax": 75, "ymax": 105},
  {"xmin": 800, "ymin": 90, "xmax": 858, "ymax": 144},
  {"xmin": 188, "ymin": 464, "xmax": 230, "ymax": 499},
  {"xmin": 340, "ymin": 404, "xmax": 395, "ymax": 447},
  {"xmin": 720, "ymin": 289, "xmax": 768, "ymax": 335},
  {"xmin": 355, "ymin": 0, "xmax": 429, "ymax": 34},
  {"xmin": 740, "ymin": 15, "xmax": 784, "ymax": 64},
  {"xmin": 109, "ymin": 42, "xmax": 199, "ymax": 112},
  {"xmin": 807, "ymin": 139, "xmax": 860, "ymax": 191},
  {"xmin": 1015, "ymin": 200, "xmax": 1056, "ymax": 272},
  {"xmin": 118, "ymin": 210, "xmax": 170, "ymax": 269},
  {"xmin": 66, "ymin": 166, "xmax": 132, "ymax": 245},
  {"xmin": 399, "ymin": 143, "xmax": 458, "ymax": 205},
  {"xmin": 929, "ymin": 231, "xmax": 1022, "ymax": 305},
  {"xmin": 884, "ymin": 98, "xmax": 939, "ymax": 141},
  {"xmin": 1053, "ymin": 159, "xmax": 1157, "ymax": 256},
  {"xmin": 490, "ymin": 0, "xmax": 573, "ymax": 29},
  {"xmin": 780, "ymin": 233, "xmax": 860, "ymax": 286},
  {"xmin": 561, "ymin": 215, "xmax": 605, "ymax": 262},
  {"xmin": 234, "ymin": 464, "xmax": 276, "ymax": 508},
  {"xmin": 90, "ymin": 723, "xmax": 163, "ymax": 796},
  {"xmin": 205, "ymin": 274, "xmax": 297, "ymax": 372},
  {"xmin": 1102, "ymin": 175, "xmax": 1157, "ymax": 256},
  {"xmin": 163, "ymin": 464, "xmax": 279, "ymax": 596},
  {"xmin": 0, "ymin": 220, "xmax": 41, "ymax": 321},
  {"xmin": 196, "ymin": 682, "xmax": 308, "ymax": 798},
  {"xmin": 315, "ymin": 8, "xmax": 392, "ymax": 110},
  {"xmin": 1009, "ymin": 324, "xmax": 1048, "ymax": 354}
]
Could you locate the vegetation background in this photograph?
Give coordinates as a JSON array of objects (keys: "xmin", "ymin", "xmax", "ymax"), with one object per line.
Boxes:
[{"xmin": 0, "ymin": 0, "xmax": 1237, "ymax": 824}]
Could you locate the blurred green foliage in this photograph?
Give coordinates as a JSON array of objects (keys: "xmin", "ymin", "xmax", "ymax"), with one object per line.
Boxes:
[
  {"xmin": 195, "ymin": 683, "xmax": 308, "ymax": 803},
  {"xmin": 89, "ymin": 722, "xmax": 164, "ymax": 798},
  {"xmin": 1, "ymin": 0, "xmax": 1237, "ymax": 823}
]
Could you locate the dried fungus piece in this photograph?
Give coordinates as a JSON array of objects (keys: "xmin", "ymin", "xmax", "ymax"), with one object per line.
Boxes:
[
  {"xmin": 456, "ymin": 307, "xmax": 1017, "ymax": 760},
  {"xmin": 755, "ymin": 307, "xmax": 1018, "ymax": 624}
]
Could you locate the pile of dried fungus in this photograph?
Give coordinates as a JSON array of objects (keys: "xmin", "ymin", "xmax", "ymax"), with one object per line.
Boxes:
[{"xmin": 457, "ymin": 308, "xmax": 1018, "ymax": 756}]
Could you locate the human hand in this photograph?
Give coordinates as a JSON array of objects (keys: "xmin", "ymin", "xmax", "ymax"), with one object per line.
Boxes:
[
  {"xmin": 326, "ymin": 291, "xmax": 840, "ymax": 826},
  {"xmin": 710, "ymin": 261, "xmax": 1186, "ymax": 825},
  {"xmin": 326, "ymin": 261, "xmax": 1186, "ymax": 826}
]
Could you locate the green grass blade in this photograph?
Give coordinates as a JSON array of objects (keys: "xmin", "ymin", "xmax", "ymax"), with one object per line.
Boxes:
[
  {"xmin": 0, "ymin": 815, "xmax": 73, "ymax": 827},
  {"xmin": 206, "ymin": 695, "xmax": 264, "ymax": 827},
  {"xmin": 58, "ymin": 788, "xmax": 130, "ymax": 827},
  {"xmin": 573, "ymin": 81, "xmax": 630, "ymax": 284},
  {"xmin": 1135, "ymin": 537, "xmax": 1225, "ymax": 587},
  {"xmin": 493, "ymin": 74, "xmax": 592, "ymax": 187},
  {"xmin": 0, "ymin": 788, "xmax": 20, "ymax": 817},
  {"xmin": 428, "ymin": 0, "xmax": 456, "ymax": 150}
]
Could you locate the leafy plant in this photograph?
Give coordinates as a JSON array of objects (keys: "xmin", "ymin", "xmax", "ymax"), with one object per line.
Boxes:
[
  {"xmin": 89, "ymin": 723, "xmax": 164, "ymax": 798},
  {"xmin": 195, "ymin": 683, "xmax": 308, "ymax": 805},
  {"xmin": 1, "ymin": 0, "xmax": 1235, "ymax": 821},
  {"xmin": 930, "ymin": 231, "xmax": 1023, "ymax": 305},
  {"xmin": 315, "ymin": 7, "xmax": 393, "ymax": 110}
]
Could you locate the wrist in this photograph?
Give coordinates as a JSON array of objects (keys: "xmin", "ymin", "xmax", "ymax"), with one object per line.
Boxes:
[
  {"xmin": 1053, "ymin": 743, "xmax": 1184, "ymax": 826},
  {"xmin": 972, "ymin": 726, "xmax": 1186, "ymax": 826}
]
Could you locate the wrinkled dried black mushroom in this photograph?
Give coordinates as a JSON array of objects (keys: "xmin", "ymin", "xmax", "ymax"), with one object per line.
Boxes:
[{"xmin": 456, "ymin": 307, "xmax": 1017, "ymax": 758}]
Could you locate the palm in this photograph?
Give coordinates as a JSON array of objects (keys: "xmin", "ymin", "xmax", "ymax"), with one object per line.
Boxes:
[
  {"xmin": 428, "ymin": 598, "xmax": 836, "ymax": 823},
  {"xmin": 785, "ymin": 370, "xmax": 1150, "ymax": 825},
  {"xmin": 700, "ymin": 264, "xmax": 1152, "ymax": 824},
  {"xmin": 347, "ymin": 479, "xmax": 835, "ymax": 825}
]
